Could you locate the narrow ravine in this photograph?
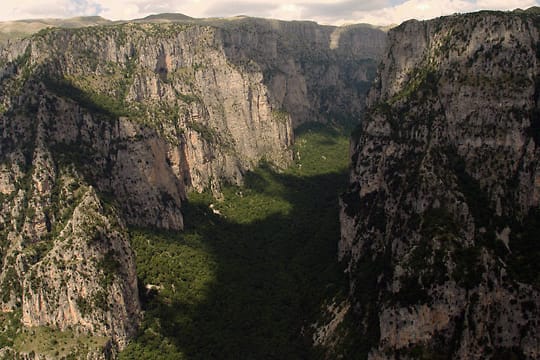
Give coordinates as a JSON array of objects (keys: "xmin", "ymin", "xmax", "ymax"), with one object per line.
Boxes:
[{"xmin": 120, "ymin": 122, "xmax": 352, "ymax": 359}]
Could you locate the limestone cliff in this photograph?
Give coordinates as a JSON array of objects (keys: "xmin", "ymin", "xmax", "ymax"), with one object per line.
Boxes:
[
  {"xmin": 335, "ymin": 9, "xmax": 540, "ymax": 359},
  {"xmin": 0, "ymin": 89, "xmax": 142, "ymax": 355},
  {"xmin": 217, "ymin": 18, "xmax": 385, "ymax": 127},
  {"xmin": 1, "ymin": 15, "xmax": 386, "ymax": 128},
  {"xmin": 0, "ymin": 18, "xmax": 385, "ymax": 236}
]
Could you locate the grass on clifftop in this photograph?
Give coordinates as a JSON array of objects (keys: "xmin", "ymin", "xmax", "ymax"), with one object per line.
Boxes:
[{"xmin": 120, "ymin": 122, "xmax": 352, "ymax": 359}]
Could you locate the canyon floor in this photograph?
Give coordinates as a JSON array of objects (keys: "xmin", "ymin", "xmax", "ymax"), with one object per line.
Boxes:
[{"xmin": 120, "ymin": 122, "xmax": 352, "ymax": 359}]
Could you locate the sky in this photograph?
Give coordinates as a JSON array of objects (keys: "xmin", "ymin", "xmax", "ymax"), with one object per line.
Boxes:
[{"xmin": 1, "ymin": 0, "xmax": 539, "ymax": 26}]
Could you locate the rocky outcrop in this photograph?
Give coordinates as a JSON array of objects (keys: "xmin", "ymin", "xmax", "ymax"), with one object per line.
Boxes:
[
  {"xmin": 21, "ymin": 186, "xmax": 139, "ymax": 347},
  {"xmin": 218, "ymin": 19, "xmax": 385, "ymax": 127},
  {"xmin": 23, "ymin": 23, "xmax": 294, "ymax": 195},
  {"xmin": 335, "ymin": 9, "xmax": 540, "ymax": 360},
  {"xmin": 0, "ymin": 91, "xmax": 142, "ymax": 354}
]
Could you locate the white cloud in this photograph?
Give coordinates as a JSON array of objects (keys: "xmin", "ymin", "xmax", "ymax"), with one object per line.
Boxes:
[
  {"xmin": 1, "ymin": 0, "xmax": 102, "ymax": 20},
  {"xmin": 270, "ymin": 4, "xmax": 304, "ymax": 20},
  {"xmin": 0, "ymin": 0, "xmax": 538, "ymax": 25},
  {"xmin": 339, "ymin": 0, "xmax": 539, "ymax": 25}
]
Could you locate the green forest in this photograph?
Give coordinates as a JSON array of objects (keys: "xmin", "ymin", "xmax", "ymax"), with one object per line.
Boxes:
[{"xmin": 120, "ymin": 122, "xmax": 352, "ymax": 359}]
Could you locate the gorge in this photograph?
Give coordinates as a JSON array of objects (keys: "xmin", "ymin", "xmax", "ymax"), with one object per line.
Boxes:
[{"xmin": 0, "ymin": 7, "xmax": 539, "ymax": 360}]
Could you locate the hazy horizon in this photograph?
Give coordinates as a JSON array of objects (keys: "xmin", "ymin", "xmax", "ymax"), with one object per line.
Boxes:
[{"xmin": 2, "ymin": 0, "xmax": 539, "ymax": 26}]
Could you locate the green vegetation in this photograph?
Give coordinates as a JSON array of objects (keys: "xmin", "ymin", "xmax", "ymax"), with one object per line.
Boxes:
[
  {"xmin": 120, "ymin": 122, "xmax": 351, "ymax": 359},
  {"xmin": 25, "ymin": 239, "xmax": 54, "ymax": 265},
  {"xmin": 271, "ymin": 109, "xmax": 289, "ymax": 124},
  {"xmin": 390, "ymin": 66, "xmax": 439, "ymax": 104},
  {"xmin": 0, "ymin": 310, "xmax": 21, "ymax": 349},
  {"xmin": 185, "ymin": 121, "xmax": 218, "ymax": 143},
  {"xmin": 98, "ymin": 249, "xmax": 121, "ymax": 288},
  {"xmin": 42, "ymin": 76, "xmax": 134, "ymax": 118},
  {"xmin": 1, "ymin": 260, "xmax": 22, "ymax": 304},
  {"xmin": 13, "ymin": 326, "xmax": 108, "ymax": 358},
  {"xmin": 176, "ymin": 92, "xmax": 200, "ymax": 104}
]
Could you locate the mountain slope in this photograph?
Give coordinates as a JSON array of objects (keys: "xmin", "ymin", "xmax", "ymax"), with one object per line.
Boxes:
[
  {"xmin": 335, "ymin": 10, "xmax": 540, "ymax": 359},
  {"xmin": 0, "ymin": 16, "xmax": 113, "ymax": 46}
]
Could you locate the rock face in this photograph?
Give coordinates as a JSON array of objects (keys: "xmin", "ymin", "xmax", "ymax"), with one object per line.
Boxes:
[
  {"xmin": 0, "ymin": 17, "xmax": 385, "ymax": 358},
  {"xmin": 0, "ymin": 89, "xmax": 142, "ymax": 355},
  {"xmin": 218, "ymin": 19, "xmax": 385, "ymax": 127},
  {"xmin": 337, "ymin": 10, "xmax": 540, "ymax": 360},
  {"xmin": 21, "ymin": 187, "xmax": 140, "ymax": 347}
]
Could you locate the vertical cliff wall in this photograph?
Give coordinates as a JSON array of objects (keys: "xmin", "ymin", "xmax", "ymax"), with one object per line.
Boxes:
[
  {"xmin": 218, "ymin": 19, "xmax": 385, "ymax": 127},
  {"xmin": 338, "ymin": 10, "xmax": 540, "ymax": 359}
]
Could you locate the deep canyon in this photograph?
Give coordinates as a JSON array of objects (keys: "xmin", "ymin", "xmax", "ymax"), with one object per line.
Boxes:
[{"xmin": 0, "ymin": 8, "xmax": 538, "ymax": 360}]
